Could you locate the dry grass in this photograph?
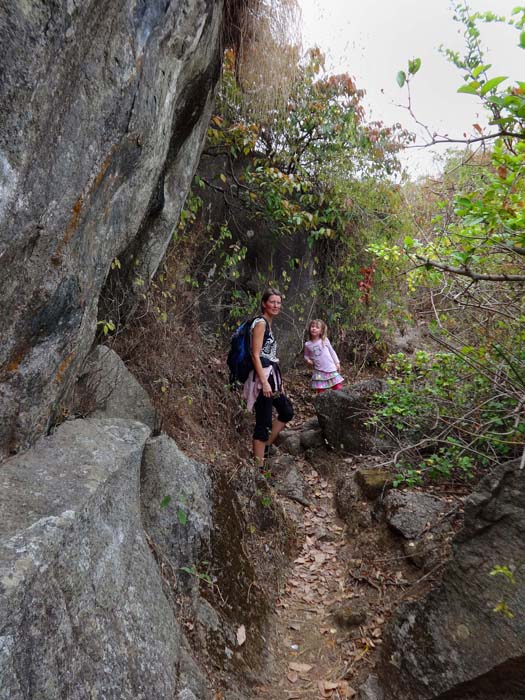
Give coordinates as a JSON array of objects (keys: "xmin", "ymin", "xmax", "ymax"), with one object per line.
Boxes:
[{"xmin": 111, "ymin": 280, "xmax": 253, "ymax": 468}]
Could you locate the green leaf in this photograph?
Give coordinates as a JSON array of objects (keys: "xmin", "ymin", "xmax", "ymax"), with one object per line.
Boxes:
[
  {"xmin": 177, "ymin": 509, "xmax": 188, "ymax": 526},
  {"xmin": 457, "ymin": 81, "xmax": 480, "ymax": 95},
  {"xmin": 408, "ymin": 58, "xmax": 421, "ymax": 75},
  {"xmin": 160, "ymin": 495, "xmax": 171, "ymax": 509},
  {"xmin": 519, "ymin": 31, "xmax": 525, "ymax": 49},
  {"xmin": 396, "ymin": 71, "xmax": 406, "ymax": 88},
  {"xmin": 472, "ymin": 63, "xmax": 491, "ymax": 79},
  {"xmin": 480, "ymin": 76, "xmax": 508, "ymax": 95}
]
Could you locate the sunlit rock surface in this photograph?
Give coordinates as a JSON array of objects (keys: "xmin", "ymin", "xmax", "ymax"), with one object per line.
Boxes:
[
  {"xmin": 0, "ymin": 0, "xmax": 222, "ymax": 458},
  {"xmin": 370, "ymin": 458, "xmax": 525, "ymax": 700}
]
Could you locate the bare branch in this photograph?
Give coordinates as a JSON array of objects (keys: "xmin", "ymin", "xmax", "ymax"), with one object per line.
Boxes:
[{"xmin": 414, "ymin": 255, "xmax": 525, "ymax": 282}]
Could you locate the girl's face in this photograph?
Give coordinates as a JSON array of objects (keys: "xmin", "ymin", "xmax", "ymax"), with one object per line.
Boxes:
[
  {"xmin": 263, "ymin": 294, "xmax": 282, "ymax": 318},
  {"xmin": 309, "ymin": 322, "xmax": 322, "ymax": 339}
]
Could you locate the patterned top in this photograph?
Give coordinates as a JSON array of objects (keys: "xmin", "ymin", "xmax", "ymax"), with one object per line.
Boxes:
[
  {"xmin": 250, "ymin": 317, "xmax": 278, "ymax": 364},
  {"xmin": 304, "ymin": 338, "xmax": 339, "ymax": 373}
]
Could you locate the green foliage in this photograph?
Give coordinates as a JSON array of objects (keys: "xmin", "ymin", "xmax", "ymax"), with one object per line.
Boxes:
[
  {"xmin": 257, "ymin": 490, "xmax": 273, "ymax": 508},
  {"xmin": 204, "ymin": 47, "xmax": 413, "ymax": 336},
  {"xmin": 97, "ymin": 319, "xmax": 116, "ymax": 335},
  {"xmin": 179, "ymin": 564, "xmax": 213, "ymax": 586},
  {"xmin": 396, "ymin": 4, "xmax": 525, "ymax": 287},
  {"xmin": 490, "ymin": 565, "xmax": 517, "ymax": 619},
  {"xmin": 369, "ymin": 349, "xmax": 525, "ymax": 485},
  {"xmin": 159, "ymin": 495, "xmax": 171, "ymax": 509},
  {"xmin": 374, "ymin": 4, "xmax": 525, "ymax": 489},
  {"xmin": 490, "ymin": 565, "xmax": 516, "ymax": 585}
]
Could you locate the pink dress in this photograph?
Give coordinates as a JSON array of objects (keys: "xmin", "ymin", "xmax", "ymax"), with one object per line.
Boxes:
[{"xmin": 304, "ymin": 338, "xmax": 344, "ymax": 390}]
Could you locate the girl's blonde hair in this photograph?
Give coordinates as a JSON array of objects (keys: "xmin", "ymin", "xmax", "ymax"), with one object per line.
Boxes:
[{"xmin": 308, "ymin": 319, "xmax": 327, "ymax": 342}]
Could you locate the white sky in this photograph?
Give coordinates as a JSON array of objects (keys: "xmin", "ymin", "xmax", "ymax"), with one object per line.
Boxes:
[{"xmin": 299, "ymin": 0, "xmax": 523, "ymax": 176}]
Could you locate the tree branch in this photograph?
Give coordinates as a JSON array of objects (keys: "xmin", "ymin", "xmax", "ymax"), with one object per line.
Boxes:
[{"xmin": 414, "ymin": 255, "xmax": 525, "ymax": 282}]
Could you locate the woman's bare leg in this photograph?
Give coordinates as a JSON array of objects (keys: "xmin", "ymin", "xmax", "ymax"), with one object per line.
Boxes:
[
  {"xmin": 253, "ymin": 438, "xmax": 266, "ymax": 467},
  {"xmin": 267, "ymin": 419, "xmax": 286, "ymax": 446}
]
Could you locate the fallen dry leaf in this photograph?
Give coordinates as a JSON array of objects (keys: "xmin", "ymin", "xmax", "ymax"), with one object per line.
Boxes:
[
  {"xmin": 288, "ymin": 662, "xmax": 312, "ymax": 673},
  {"xmin": 287, "ymin": 671, "xmax": 299, "ymax": 684}
]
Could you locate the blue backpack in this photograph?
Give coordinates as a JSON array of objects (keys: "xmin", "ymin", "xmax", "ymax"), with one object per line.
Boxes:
[{"xmin": 227, "ymin": 317, "xmax": 268, "ymax": 385}]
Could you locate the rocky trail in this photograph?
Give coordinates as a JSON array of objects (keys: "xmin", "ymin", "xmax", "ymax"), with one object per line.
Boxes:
[{"xmin": 253, "ymin": 454, "xmax": 410, "ymax": 700}]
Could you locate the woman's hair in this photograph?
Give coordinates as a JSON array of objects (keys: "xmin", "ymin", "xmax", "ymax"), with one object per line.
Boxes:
[
  {"xmin": 260, "ymin": 287, "xmax": 282, "ymax": 311},
  {"xmin": 308, "ymin": 319, "xmax": 327, "ymax": 342}
]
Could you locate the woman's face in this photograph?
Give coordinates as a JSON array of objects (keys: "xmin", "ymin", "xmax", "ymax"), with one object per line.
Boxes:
[{"xmin": 263, "ymin": 294, "xmax": 282, "ymax": 318}]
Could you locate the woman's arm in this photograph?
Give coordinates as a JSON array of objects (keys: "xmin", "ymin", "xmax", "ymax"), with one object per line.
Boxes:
[{"xmin": 252, "ymin": 321, "xmax": 272, "ymax": 397}]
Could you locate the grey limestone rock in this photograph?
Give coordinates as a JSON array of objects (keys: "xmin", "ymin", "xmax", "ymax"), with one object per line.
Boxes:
[
  {"xmin": 375, "ymin": 458, "xmax": 525, "ymax": 699},
  {"xmin": 141, "ymin": 433, "xmax": 213, "ymax": 573},
  {"xmin": 383, "ymin": 489, "xmax": 448, "ymax": 540},
  {"xmin": 315, "ymin": 379, "xmax": 395, "ymax": 453},
  {"xmin": 358, "ymin": 675, "xmax": 384, "ymax": 700},
  {"xmin": 0, "ymin": 416, "xmax": 210, "ymax": 700},
  {"xmin": 275, "ymin": 466, "xmax": 311, "ymax": 507},
  {"xmin": 73, "ymin": 345, "xmax": 156, "ymax": 428},
  {"xmin": 279, "ymin": 432, "xmax": 303, "ymax": 456},
  {"xmin": 300, "ymin": 427, "xmax": 324, "ymax": 450},
  {"xmin": 0, "ymin": 0, "xmax": 223, "ymax": 458},
  {"xmin": 355, "ymin": 468, "xmax": 392, "ymax": 500}
]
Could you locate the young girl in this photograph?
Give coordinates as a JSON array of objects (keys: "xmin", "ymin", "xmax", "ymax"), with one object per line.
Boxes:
[{"xmin": 304, "ymin": 319, "xmax": 344, "ymax": 393}]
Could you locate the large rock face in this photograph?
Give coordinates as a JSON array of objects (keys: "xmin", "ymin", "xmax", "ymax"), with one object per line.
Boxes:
[
  {"xmin": 0, "ymin": 0, "xmax": 223, "ymax": 458},
  {"xmin": 371, "ymin": 458, "xmax": 525, "ymax": 700},
  {"xmin": 0, "ymin": 348, "xmax": 273, "ymax": 699},
  {"xmin": 0, "ymin": 417, "xmax": 209, "ymax": 700}
]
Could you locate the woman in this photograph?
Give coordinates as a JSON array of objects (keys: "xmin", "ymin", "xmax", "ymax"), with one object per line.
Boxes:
[{"xmin": 243, "ymin": 288, "xmax": 294, "ymax": 467}]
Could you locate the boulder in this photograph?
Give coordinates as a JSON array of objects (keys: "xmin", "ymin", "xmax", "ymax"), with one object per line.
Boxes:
[
  {"xmin": 275, "ymin": 466, "xmax": 311, "ymax": 507},
  {"xmin": 358, "ymin": 675, "xmax": 384, "ymax": 700},
  {"xmin": 355, "ymin": 468, "xmax": 392, "ymax": 500},
  {"xmin": 315, "ymin": 379, "xmax": 394, "ymax": 453},
  {"xmin": 403, "ymin": 533, "xmax": 445, "ymax": 572},
  {"xmin": 279, "ymin": 432, "xmax": 303, "ymax": 456},
  {"xmin": 302, "ymin": 416, "xmax": 320, "ymax": 430},
  {"xmin": 300, "ymin": 428, "xmax": 324, "ymax": 450},
  {"xmin": 373, "ymin": 458, "xmax": 525, "ymax": 699},
  {"xmin": 383, "ymin": 490, "xmax": 448, "ymax": 540},
  {"xmin": 0, "ymin": 417, "xmax": 210, "ymax": 700},
  {"xmin": 141, "ymin": 434, "xmax": 212, "ymax": 572},
  {"xmin": 335, "ymin": 475, "xmax": 360, "ymax": 520},
  {"xmin": 72, "ymin": 345, "xmax": 156, "ymax": 428},
  {"xmin": 0, "ymin": 0, "xmax": 223, "ymax": 458}
]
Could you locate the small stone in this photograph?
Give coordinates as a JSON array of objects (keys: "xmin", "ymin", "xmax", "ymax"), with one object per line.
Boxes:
[
  {"xmin": 355, "ymin": 469, "xmax": 392, "ymax": 500},
  {"xmin": 331, "ymin": 605, "xmax": 367, "ymax": 628},
  {"xmin": 300, "ymin": 428, "xmax": 324, "ymax": 450}
]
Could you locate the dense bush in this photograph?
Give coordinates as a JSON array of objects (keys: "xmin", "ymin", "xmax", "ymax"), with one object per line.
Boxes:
[{"xmin": 369, "ymin": 349, "xmax": 525, "ymax": 486}]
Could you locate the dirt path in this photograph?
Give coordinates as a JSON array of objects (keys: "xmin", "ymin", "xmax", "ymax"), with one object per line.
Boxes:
[{"xmin": 254, "ymin": 461, "xmax": 383, "ymax": 700}]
